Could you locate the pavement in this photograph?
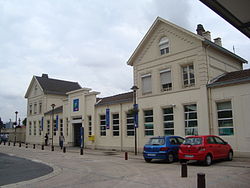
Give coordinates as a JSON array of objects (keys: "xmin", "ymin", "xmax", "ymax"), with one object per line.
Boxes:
[{"xmin": 0, "ymin": 143, "xmax": 250, "ymax": 188}]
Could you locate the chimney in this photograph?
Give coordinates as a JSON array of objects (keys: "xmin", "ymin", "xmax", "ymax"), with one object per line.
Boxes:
[
  {"xmin": 214, "ymin": 37, "xmax": 222, "ymax": 46},
  {"xmin": 42, "ymin": 74, "xmax": 49, "ymax": 78},
  {"xmin": 196, "ymin": 24, "xmax": 205, "ymax": 36},
  {"xmin": 203, "ymin": 31, "xmax": 211, "ymax": 40}
]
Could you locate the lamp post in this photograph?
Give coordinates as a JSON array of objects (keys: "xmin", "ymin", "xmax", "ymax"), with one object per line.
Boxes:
[
  {"xmin": 131, "ymin": 85, "xmax": 139, "ymax": 155},
  {"xmin": 51, "ymin": 104, "xmax": 55, "ymax": 151},
  {"xmin": 15, "ymin": 111, "xmax": 18, "ymax": 143}
]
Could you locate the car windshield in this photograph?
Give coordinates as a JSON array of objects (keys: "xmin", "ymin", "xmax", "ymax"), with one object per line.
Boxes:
[
  {"xmin": 183, "ymin": 137, "xmax": 202, "ymax": 145},
  {"xmin": 147, "ymin": 138, "xmax": 165, "ymax": 145}
]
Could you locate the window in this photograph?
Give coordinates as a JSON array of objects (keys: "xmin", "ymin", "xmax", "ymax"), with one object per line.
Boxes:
[
  {"xmin": 112, "ymin": 114, "xmax": 119, "ymax": 136},
  {"xmin": 66, "ymin": 118, "xmax": 69, "ymax": 136},
  {"xmin": 182, "ymin": 64, "xmax": 195, "ymax": 87},
  {"xmin": 184, "ymin": 104, "xmax": 198, "ymax": 136},
  {"xmin": 33, "ymin": 121, "xmax": 37, "ymax": 136},
  {"xmin": 34, "ymin": 103, "xmax": 37, "ymax": 114},
  {"xmin": 60, "ymin": 119, "xmax": 63, "ymax": 135},
  {"xmin": 100, "ymin": 115, "xmax": 106, "ymax": 136},
  {"xmin": 159, "ymin": 37, "xmax": 169, "ymax": 55},
  {"xmin": 163, "ymin": 107, "xmax": 174, "ymax": 135},
  {"xmin": 217, "ymin": 101, "xmax": 234, "ymax": 136},
  {"xmin": 53, "ymin": 119, "xmax": 56, "ymax": 136},
  {"xmin": 39, "ymin": 102, "xmax": 42, "ymax": 114},
  {"xmin": 47, "ymin": 120, "xmax": 50, "ymax": 135},
  {"xmin": 34, "ymin": 85, "xmax": 38, "ymax": 95},
  {"xmin": 39, "ymin": 120, "xmax": 42, "ymax": 136},
  {"xmin": 160, "ymin": 69, "xmax": 172, "ymax": 91},
  {"xmin": 214, "ymin": 136, "xmax": 226, "ymax": 144},
  {"xmin": 144, "ymin": 110, "xmax": 154, "ymax": 136},
  {"xmin": 29, "ymin": 104, "xmax": 32, "ymax": 115},
  {"xmin": 29, "ymin": 121, "xmax": 32, "ymax": 135},
  {"xmin": 141, "ymin": 74, "xmax": 152, "ymax": 94},
  {"xmin": 126, "ymin": 113, "xmax": 134, "ymax": 136},
  {"xmin": 88, "ymin": 116, "xmax": 92, "ymax": 136}
]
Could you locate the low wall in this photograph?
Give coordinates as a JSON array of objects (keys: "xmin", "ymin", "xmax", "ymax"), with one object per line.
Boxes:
[{"xmin": 0, "ymin": 127, "xmax": 26, "ymax": 143}]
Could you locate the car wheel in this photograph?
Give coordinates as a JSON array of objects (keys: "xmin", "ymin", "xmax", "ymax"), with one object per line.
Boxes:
[
  {"xmin": 227, "ymin": 151, "xmax": 233, "ymax": 161},
  {"xmin": 204, "ymin": 155, "xmax": 212, "ymax": 166},
  {"xmin": 166, "ymin": 153, "xmax": 174, "ymax": 163},
  {"xmin": 144, "ymin": 158, "xmax": 152, "ymax": 163}
]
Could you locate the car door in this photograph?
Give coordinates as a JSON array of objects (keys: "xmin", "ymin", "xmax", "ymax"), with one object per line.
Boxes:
[
  {"xmin": 168, "ymin": 137, "xmax": 179, "ymax": 155},
  {"xmin": 206, "ymin": 136, "xmax": 218, "ymax": 159},
  {"xmin": 214, "ymin": 136, "xmax": 228, "ymax": 159}
]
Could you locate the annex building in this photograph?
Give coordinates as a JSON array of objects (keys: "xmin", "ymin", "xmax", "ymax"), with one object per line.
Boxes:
[{"xmin": 25, "ymin": 17, "xmax": 250, "ymax": 157}]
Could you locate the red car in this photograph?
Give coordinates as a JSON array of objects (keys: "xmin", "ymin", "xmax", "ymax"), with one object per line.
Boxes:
[{"xmin": 178, "ymin": 135, "xmax": 233, "ymax": 166}]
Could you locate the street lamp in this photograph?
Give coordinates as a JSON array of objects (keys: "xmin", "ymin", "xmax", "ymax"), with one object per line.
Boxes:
[
  {"xmin": 51, "ymin": 104, "xmax": 55, "ymax": 151},
  {"xmin": 15, "ymin": 111, "xmax": 18, "ymax": 143},
  {"xmin": 131, "ymin": 85, "xmax": 139, "ymax": 155}
]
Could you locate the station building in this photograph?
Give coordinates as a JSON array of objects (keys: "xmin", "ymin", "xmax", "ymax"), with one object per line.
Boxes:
[{"xmin": 25, "ymin": 17, "xmax": 250, "ymax": 156}]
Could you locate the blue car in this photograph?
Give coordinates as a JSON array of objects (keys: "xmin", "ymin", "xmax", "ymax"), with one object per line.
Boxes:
[{"xmin": 143, "ymin": 136, "xmax": 184, "ymax": 163}]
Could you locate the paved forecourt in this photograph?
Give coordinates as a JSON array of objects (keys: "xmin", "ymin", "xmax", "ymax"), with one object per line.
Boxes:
[{"xmin": 0, "ymin": 144, "xmax": 250, "ymax": 188}]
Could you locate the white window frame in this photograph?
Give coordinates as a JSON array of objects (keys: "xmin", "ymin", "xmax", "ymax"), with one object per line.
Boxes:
[
  {"xmin": 182, "ymin": 64, "xmax": 195, "ymax": 87},
  {"xmin": 163, "ymin": 107, "xmax": 174, "ymax": 135},
  {"xmin": 112, "ymin": 114, "xmax": 119, "ymax": 136},
  {"xmin": 47, "ymin": 120, "xmax": 50, "ymax": 135},
  {"xmin": 141, "ymin": 74, "xmax": 152, "ymax": 94},
  {"xmin": 184, "ymin": 104, "xmax": 198, "ymax": 136},
  {"xmin": 29, "ymin": 121, "xmax": 32, "ymax": 135},
  {"xmin": 160, "ymin": 69, "xmax": 172, "ymax": 91},
  {"xmin": 88, "ymin": 116, "xmax": 92, "ymax": 136},
  {"xmin": 144, "ymin": 109, "xmax": 154, "ymax": 136},
  {"xmin": 33, "ymin": 121, "xmax": 37, "ymax": 136},
  {"xmin": 216, "ymin": 101, "xmax": 234, "ymax": 136},
  {"xmin": 100, "ymin": 115, "xmax": 106, "ymax": 136},
  {"xmin": 126, "ymin": 113, "xmax": 134, "ymax": 136},
  {"xmin": 159, "ymin": 37, "xmax": 170, "ymax": 55},
  {"xmin": 39, "ymin": 120, "xmax": 42, "ymax": 136}
]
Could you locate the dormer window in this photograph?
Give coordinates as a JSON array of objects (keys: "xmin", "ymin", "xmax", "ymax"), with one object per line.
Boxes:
[{"xmin": 159, "ymin": 37, "xmax": 169, "ymax": 55}]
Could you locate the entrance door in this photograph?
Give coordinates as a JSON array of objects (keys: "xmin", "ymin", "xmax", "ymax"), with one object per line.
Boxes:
[{"xmin": 73, "ymin": 123, "xmax": 82, "ymax": 147}]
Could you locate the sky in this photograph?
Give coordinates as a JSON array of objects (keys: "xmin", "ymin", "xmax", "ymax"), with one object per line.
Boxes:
[{"xmin": 0, "ymin": 0, "xmax": 249, "ymax": 123}]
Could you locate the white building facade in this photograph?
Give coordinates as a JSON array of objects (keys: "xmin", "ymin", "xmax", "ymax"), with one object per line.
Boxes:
[{"xmin": 25, "ymin": 17, "xmax": 250, "ymax": 156}]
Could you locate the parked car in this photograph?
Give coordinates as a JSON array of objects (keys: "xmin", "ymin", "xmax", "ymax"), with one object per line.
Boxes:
[
  {"xmin": 143, "ymin": 136, "xmax": 184, "ymax": 163},
  {"xmin": 178, "ymin": 135, "xmax": 233, "ymax": 166}
]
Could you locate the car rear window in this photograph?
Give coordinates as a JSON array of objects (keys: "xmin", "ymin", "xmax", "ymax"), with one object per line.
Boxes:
[
  {"xmin": 147, "ymin": 138, "xmax": 165, "ymax": 145},
  {"xmin": 183, "ymin": 137, "xmax": 202, "ymax": 145}
]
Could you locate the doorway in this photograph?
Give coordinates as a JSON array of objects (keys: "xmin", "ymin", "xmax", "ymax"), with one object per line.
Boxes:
[{"xmin": 73, "ymin": 123, "xmax": 82, "ymax": 147}]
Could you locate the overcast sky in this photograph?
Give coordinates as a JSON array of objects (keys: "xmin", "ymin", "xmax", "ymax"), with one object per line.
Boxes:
[{"xmin": 0, "ymin": 0, "xmax": 249, "ymax": 123}]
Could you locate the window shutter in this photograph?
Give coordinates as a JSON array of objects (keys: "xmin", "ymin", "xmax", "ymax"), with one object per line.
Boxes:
[
  {"xmin": 142, "ymin": 75, "xmax": 152, "ymax": 94},
  {"xmin": 160, "ymin": 70, "xmax": 171, "ymax": 84}
]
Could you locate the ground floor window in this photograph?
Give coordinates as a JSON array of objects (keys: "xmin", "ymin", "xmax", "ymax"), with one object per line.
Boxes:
[
  {"xmin": 144, "ymin": 109, "xmax": 154, "ymax": 136},
  {"xmin": 66, "ymin": 118, "xmax": 69, "ymax": 136},
  {"xmin": 184, "ymin": 104, "xmax": 198, "ymax": 135},
  {"xmin": 39, "ymin": 120, "xmax": 42, "ymax": 136},
  {"xmin": 126, "ymin": 113, "xmax": 134, "ymax": 136},
  {"xmin": 33, "ymin": 121, "xmax": 36, "ymax": 136},
  {"xmin": 112, "ymin": 114, "xmax": 119, "ymax": 136},
  {"xmin": 217, "ymin": 101, "xmax": 234, "ymax": 136},
  {"xmin": 47, "ymin": 120, "xmax": 50, "ymax": 135},
  {"xmin": 163, "ymin": 107, "xmax": 174, "ymax": 135},
  {"xmin": 100, "ymin": 115, "xmax": 106, "ymax": 136},
  {"xmin": 60, "ymin": 119, "xmax": 63, "ymax": 135},
  {"xmin": 29, "ymin": 121, "xmax": 32, "ymax": 135},
  {"xmin": 88, "ymin": 116, "xmax": 92, "ymax": 136},
  {"xmin": 53, "ymin": 119, "xmax": 56, "ymax": 136}
]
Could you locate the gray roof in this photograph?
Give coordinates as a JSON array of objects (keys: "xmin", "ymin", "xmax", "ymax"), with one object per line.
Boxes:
[
  {"xmin": 35, "ymin": 74, "xmax": 81, "ymax": 95},
  {"xmin": 96, "ymin": 92, "xmax": 133, "ymax": 106},
  {"xmin": 44, "ymin": 106, "xmax": 63, "ymax": 115}
]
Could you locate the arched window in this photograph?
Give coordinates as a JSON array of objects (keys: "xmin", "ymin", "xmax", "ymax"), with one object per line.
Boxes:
[{"xmin": 159, "ymin": 37, "xmax": 169, "ymax": 55}]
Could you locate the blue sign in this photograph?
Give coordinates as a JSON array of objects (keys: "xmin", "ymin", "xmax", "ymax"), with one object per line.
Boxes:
[
  {"xmin": 106, "ymin": 108, "xmax": 110, "ymax": 129},
  {"xmin": 134, "ymin": 104, "xmax": 139, "ymax": 128},
  {"xmin": 56, "ymin": 115, "xmax": 59, "ymax": 131},
  {"xmin": 73, "ymin": 99, "xmax": 79, "ymax": 112}
]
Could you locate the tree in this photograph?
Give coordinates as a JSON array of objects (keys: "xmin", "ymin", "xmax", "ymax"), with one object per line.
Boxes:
[{"xmin": 22, "ymin": 118, "xmax": 27, "ymax": 126}]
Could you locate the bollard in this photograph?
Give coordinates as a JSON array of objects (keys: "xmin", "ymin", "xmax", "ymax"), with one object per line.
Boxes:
[
  {"xmin": 13, "ymin": 142, "xmax": 16, "ymax": 146},
  {"xmin": 63, "ymin": 147, "xmax": 66, "ymax": 153},
  {"xmin": 33, "ymin": 144, "xmax": 35, "ymax": 149},
  {"xmin": 181, "ymin": 163, "xmax": 187, "ymax": 177},
  {"xmin": 8, "ymin": 142, "xmax": 10, "ymax": 146},
  {"xmin": 197, "ymin": 173, "xmax": 206, "ymax": 188},
  {"xmin": 42, "ymin": 145, "xmax": 44, "ymax": 150},
  {"xmin": 0, "ymin": 141, "xmax": 2, "ymax": 145},
  {"xmin": 80, "ymin": 147, "xmax": 83, "ymax": 155},
  {"xmin": 26, "ymin": 143, "xmax": 28, "ymax": 148},
  {"xmin": 19, "ymin": 142, "xmax": 21, "ymax": 147},
  {"xmin": 125, "ymin": 152, "xmax": 128, "ymax": 160},
  {"xmin": 4, "ymin": 141, "xmax": 6, "ymax": 145},
  {"xmin": 51, "ymin": 146, "xmax": 54, "ymax": 151}
]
